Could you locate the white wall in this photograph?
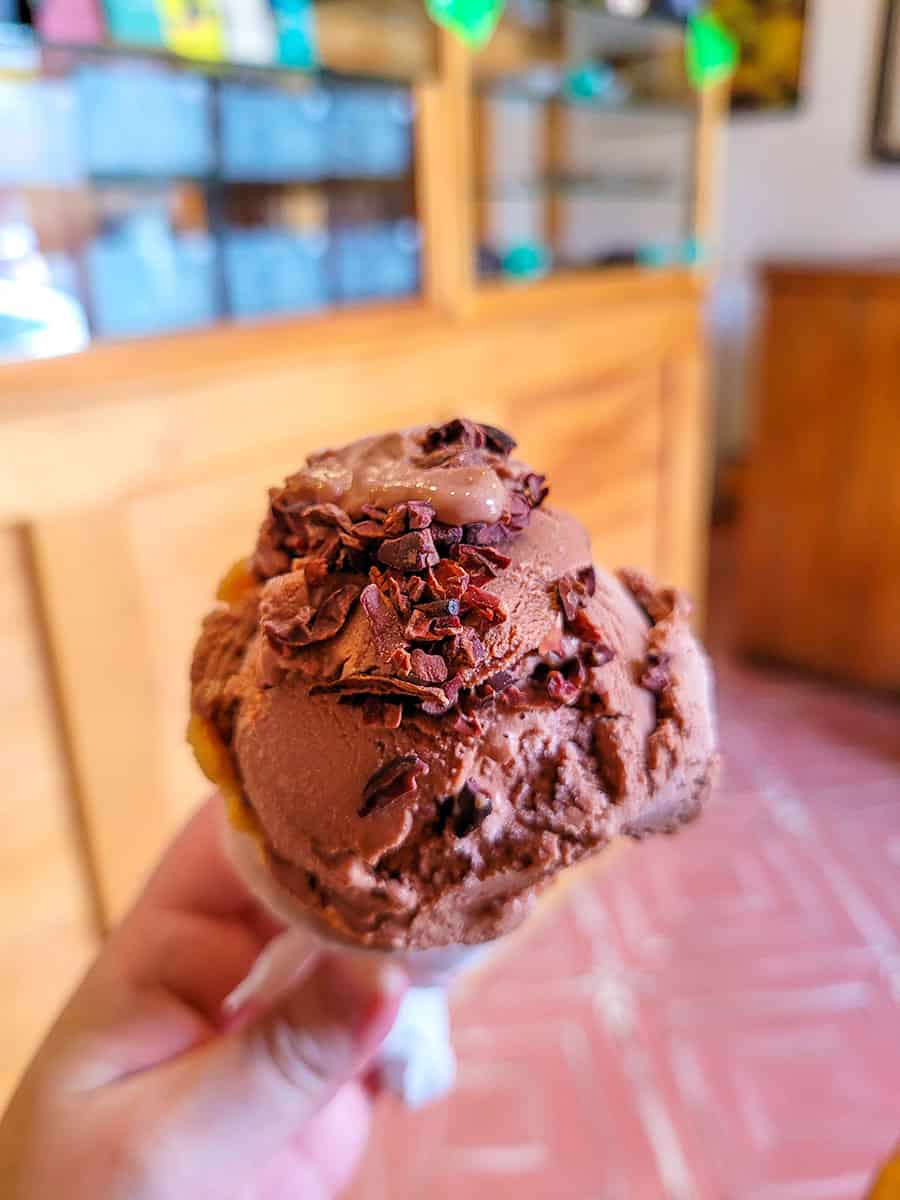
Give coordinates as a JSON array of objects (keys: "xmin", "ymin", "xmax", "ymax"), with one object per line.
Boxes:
[{"xmin": 711, "ymin": 0, "xmax": 900, "ymax": 460}]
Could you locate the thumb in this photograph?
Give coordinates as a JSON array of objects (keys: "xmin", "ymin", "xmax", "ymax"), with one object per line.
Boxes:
[{"xmin": 136, "ymin": 952, "xmax": 405, "ymax": 1198}]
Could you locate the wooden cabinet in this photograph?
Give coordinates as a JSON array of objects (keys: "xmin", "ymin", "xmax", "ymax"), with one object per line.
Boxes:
[{"xmin": 738, "ymin": 263, "xmax": 900, "ymax": 691}]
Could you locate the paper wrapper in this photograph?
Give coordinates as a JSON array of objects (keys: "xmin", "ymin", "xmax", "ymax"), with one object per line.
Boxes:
[{"xmin": 221, "ymin": 813, "xmax": 493, "ymax": 1107}]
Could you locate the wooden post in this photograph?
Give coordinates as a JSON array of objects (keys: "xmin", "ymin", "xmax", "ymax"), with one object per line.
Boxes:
[
  {"xmin": 691, "ymin": 77, "xmax": 730, "ymax": 257},
  {"xmin": 414, "ymin": 30, "xmax": 476, "ymax": 318}
]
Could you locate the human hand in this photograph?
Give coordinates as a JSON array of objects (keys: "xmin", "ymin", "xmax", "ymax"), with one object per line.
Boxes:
[{"xmin": 0, "ymin": 798, "xmax": 406, "ymax": 1200}]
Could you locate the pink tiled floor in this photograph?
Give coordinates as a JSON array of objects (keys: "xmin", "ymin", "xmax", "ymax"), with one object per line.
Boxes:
[{"xmin": 347, "ymin": 535, "xmax": 900, "ymax": 1200}]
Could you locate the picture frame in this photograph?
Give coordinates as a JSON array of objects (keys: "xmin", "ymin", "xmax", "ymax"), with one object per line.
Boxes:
[
  {"xmin": 872, "ymin": 0, "xmax": 900, "ymax": 162},
  {"xmin": 710, "ymin": 0, "xmax": 809, "ymax": 113}
]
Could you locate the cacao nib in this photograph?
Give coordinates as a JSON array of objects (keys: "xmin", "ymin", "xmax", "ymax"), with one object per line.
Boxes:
[
  {"xmin": 522, "ymin": 473, "xmax": 549, "ymax": 507},
  {"xmin": 359, "ymin": 754, "xmax": 428, "ymax": 817},
  {"xmin": 450, "ymin": 780, "xmax": 493, "ymax": 837},
  {"xmin": 360, "ymin": 583, "xmax": 406, "ymax": 662},
  {"xmin": 505, "ymin": 492, "xmax": 531, "ymax": 532},
  {"xmin": 350, "ymin": 519, "xmax": 385, "ymax": 541},
  {"xmin": 417, "ymin": 598, "xmax": 461, "ymax": 618},
  {"xmin": 585, "ymin": 643, "xmax": 616, "ymax": 667},
  {"xmin": 409, "ymin": 648, "xmax": 449, "ymax": 684},
  {"xmin": 405, "ymin": 575, "xmax": 427, "ymax": 602},
  {"xmin": 382, "ymin": 504, "xmax": 409, "ymax": 536},
  {"xmin": 427, "ymin": 560, "xmax": 470, "ymax": 600},
  {"xmin": 546, "ymin": 670, "xmax": 580, "ymax": 705},
  {"xmin": 455, "ymin": 544, "xmax": 512, "ymax": 576},
  {"xmin": 640, "ymin": 653, "xmax": 671, "ymax": 694},
  {"xmin": 463, "ymin": 522, "xmax": 510, "ymax": 548},
  {"xmin": 431, "ymin": 523, "xmax": 463, "ymax": 548},
  {"xmin": 389, "ymin": 646, "xmax": 412, "ymax": 675},
  {"xmin": 378, "ymin": 529, "xmax": 439, "ymax": 572},
  {"xmin": 406, "ymin": 500, "xmax": 435, "ymax": 530},
  {"xmin": 570, "ymin": 608, "xmax": 608, "ymax": 645},
  {"xmin": 301, "ymin": 502, "xmax": 353, "ymax": 531},
  {"xmin": 483, "ymin": 668, "xmax": 516, "ymax": 695},
  {"xmin": 450, "ymin": 626, "xmax": 485, "ymax": 667},
  {"xmin": 461, "ymin": 585, "xmax": 507, "ymax": 625}
]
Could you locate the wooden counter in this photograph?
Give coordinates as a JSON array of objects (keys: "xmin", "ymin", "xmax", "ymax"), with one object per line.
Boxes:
[{"xmin": 738, "ymin": 262, "xmax": 900, "ymax": 691}]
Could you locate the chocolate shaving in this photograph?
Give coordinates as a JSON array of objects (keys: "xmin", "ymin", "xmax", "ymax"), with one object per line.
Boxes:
[
  {"xmin": 505, "ymin": 492, "xmax": 531, "ymax": 532},
  {"xmin": 377, "ymin": 529, "xmax": 439, "ymax": 572},
  {"xmin": 480, "ymin": 424, "xmax": 517, "ymax": 456},
  {"xmin": 359, "ymin": 754, "xmax": 428, "ymax": 817},
  {"xmin": 299, "ymin": 502, "xmax": 353, "ymax": 531},
  {"xmin": 422, "ymin": 418, "xmax": 486, "ymax": 452},
  {"xmin": 262, "ymin": 582, "xmax": 360, "ymax": 652},
  {"xmin": 316, "ymin": 673, "xmax": 448, "ymax": 707},
  {"xmin": 409, "ymin": 649, "xmax": 449, "ymax": 684},
  {"xmin": 406, "ymin": 575, "xmax": 427, "ymax": 602}
]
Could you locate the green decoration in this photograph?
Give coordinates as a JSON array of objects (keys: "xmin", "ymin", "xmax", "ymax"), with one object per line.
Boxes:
[
  {"xmin": 685, "ymin": 11, "xmax": 738, "ymax": 90},
  {"xmin": 426, "ymin": 0, "xmax": 505, "ymax": 48}
]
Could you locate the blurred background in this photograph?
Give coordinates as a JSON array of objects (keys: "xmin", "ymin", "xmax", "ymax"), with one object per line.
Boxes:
[{"xmin": 1, "ymin": 1, "xmax": 898, "ymax": 1197}]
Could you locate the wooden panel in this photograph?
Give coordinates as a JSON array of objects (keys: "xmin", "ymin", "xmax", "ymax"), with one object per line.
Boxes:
[
  {"xmin": 29, "ymin": 510, "xmax": 164, "ymax": 926},
  {"xmin": 0, "ymin": 529, "xmax": 97, "ymax": 1103},
  {"xmin": 125, "ymin": 451, "xmax": 321, "ymax": 839},
  {"xmin": 511, "ymin": 367, "xmax": 663, "ymax": 573},
  {"xmin": 657, "ymin": 349, "xmax": 712, "ymax": 616},
  {"xmin": 738, "ymin": 277, "xmax": 900, "ymax": 689},
  {"xmin": 0, "ymin": 281, "xmax": 701, "ymax": 525}
]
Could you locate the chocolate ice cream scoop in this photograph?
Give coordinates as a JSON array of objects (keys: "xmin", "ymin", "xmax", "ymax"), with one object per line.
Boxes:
[{"xmin": 190, "ymin": 418, "xmax": 718, "ymax": 950}]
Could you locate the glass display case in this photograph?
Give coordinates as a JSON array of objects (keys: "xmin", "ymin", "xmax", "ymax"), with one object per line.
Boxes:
[
  {"xmin": 0, "ymin": 0, "xmax": 719, "ymax": 360},
  {"xmin": 473, "ymin": 1, "xmax": 705, "ymax": 281},
  {"xmin": 0, "ymin": 4, "xmax": 429, "ymax": 358}
]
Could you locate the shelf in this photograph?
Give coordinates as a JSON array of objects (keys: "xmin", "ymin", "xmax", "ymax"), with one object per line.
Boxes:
[
  {"xmin": 39, "ymin": 28, "xmax": 432, "ymax": 87},
  {"xmin": 84, "ymin": 173, "xmax": 412, "ymax": 189},
  {"xmin": 483, "ymin": 171, "xmax": 685, "ymax": 201}
]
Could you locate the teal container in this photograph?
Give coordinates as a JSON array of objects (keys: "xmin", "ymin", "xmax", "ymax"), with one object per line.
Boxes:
[{"xmin": 270, "ymin": 0, "xmax": 317, "ymax": 69}]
